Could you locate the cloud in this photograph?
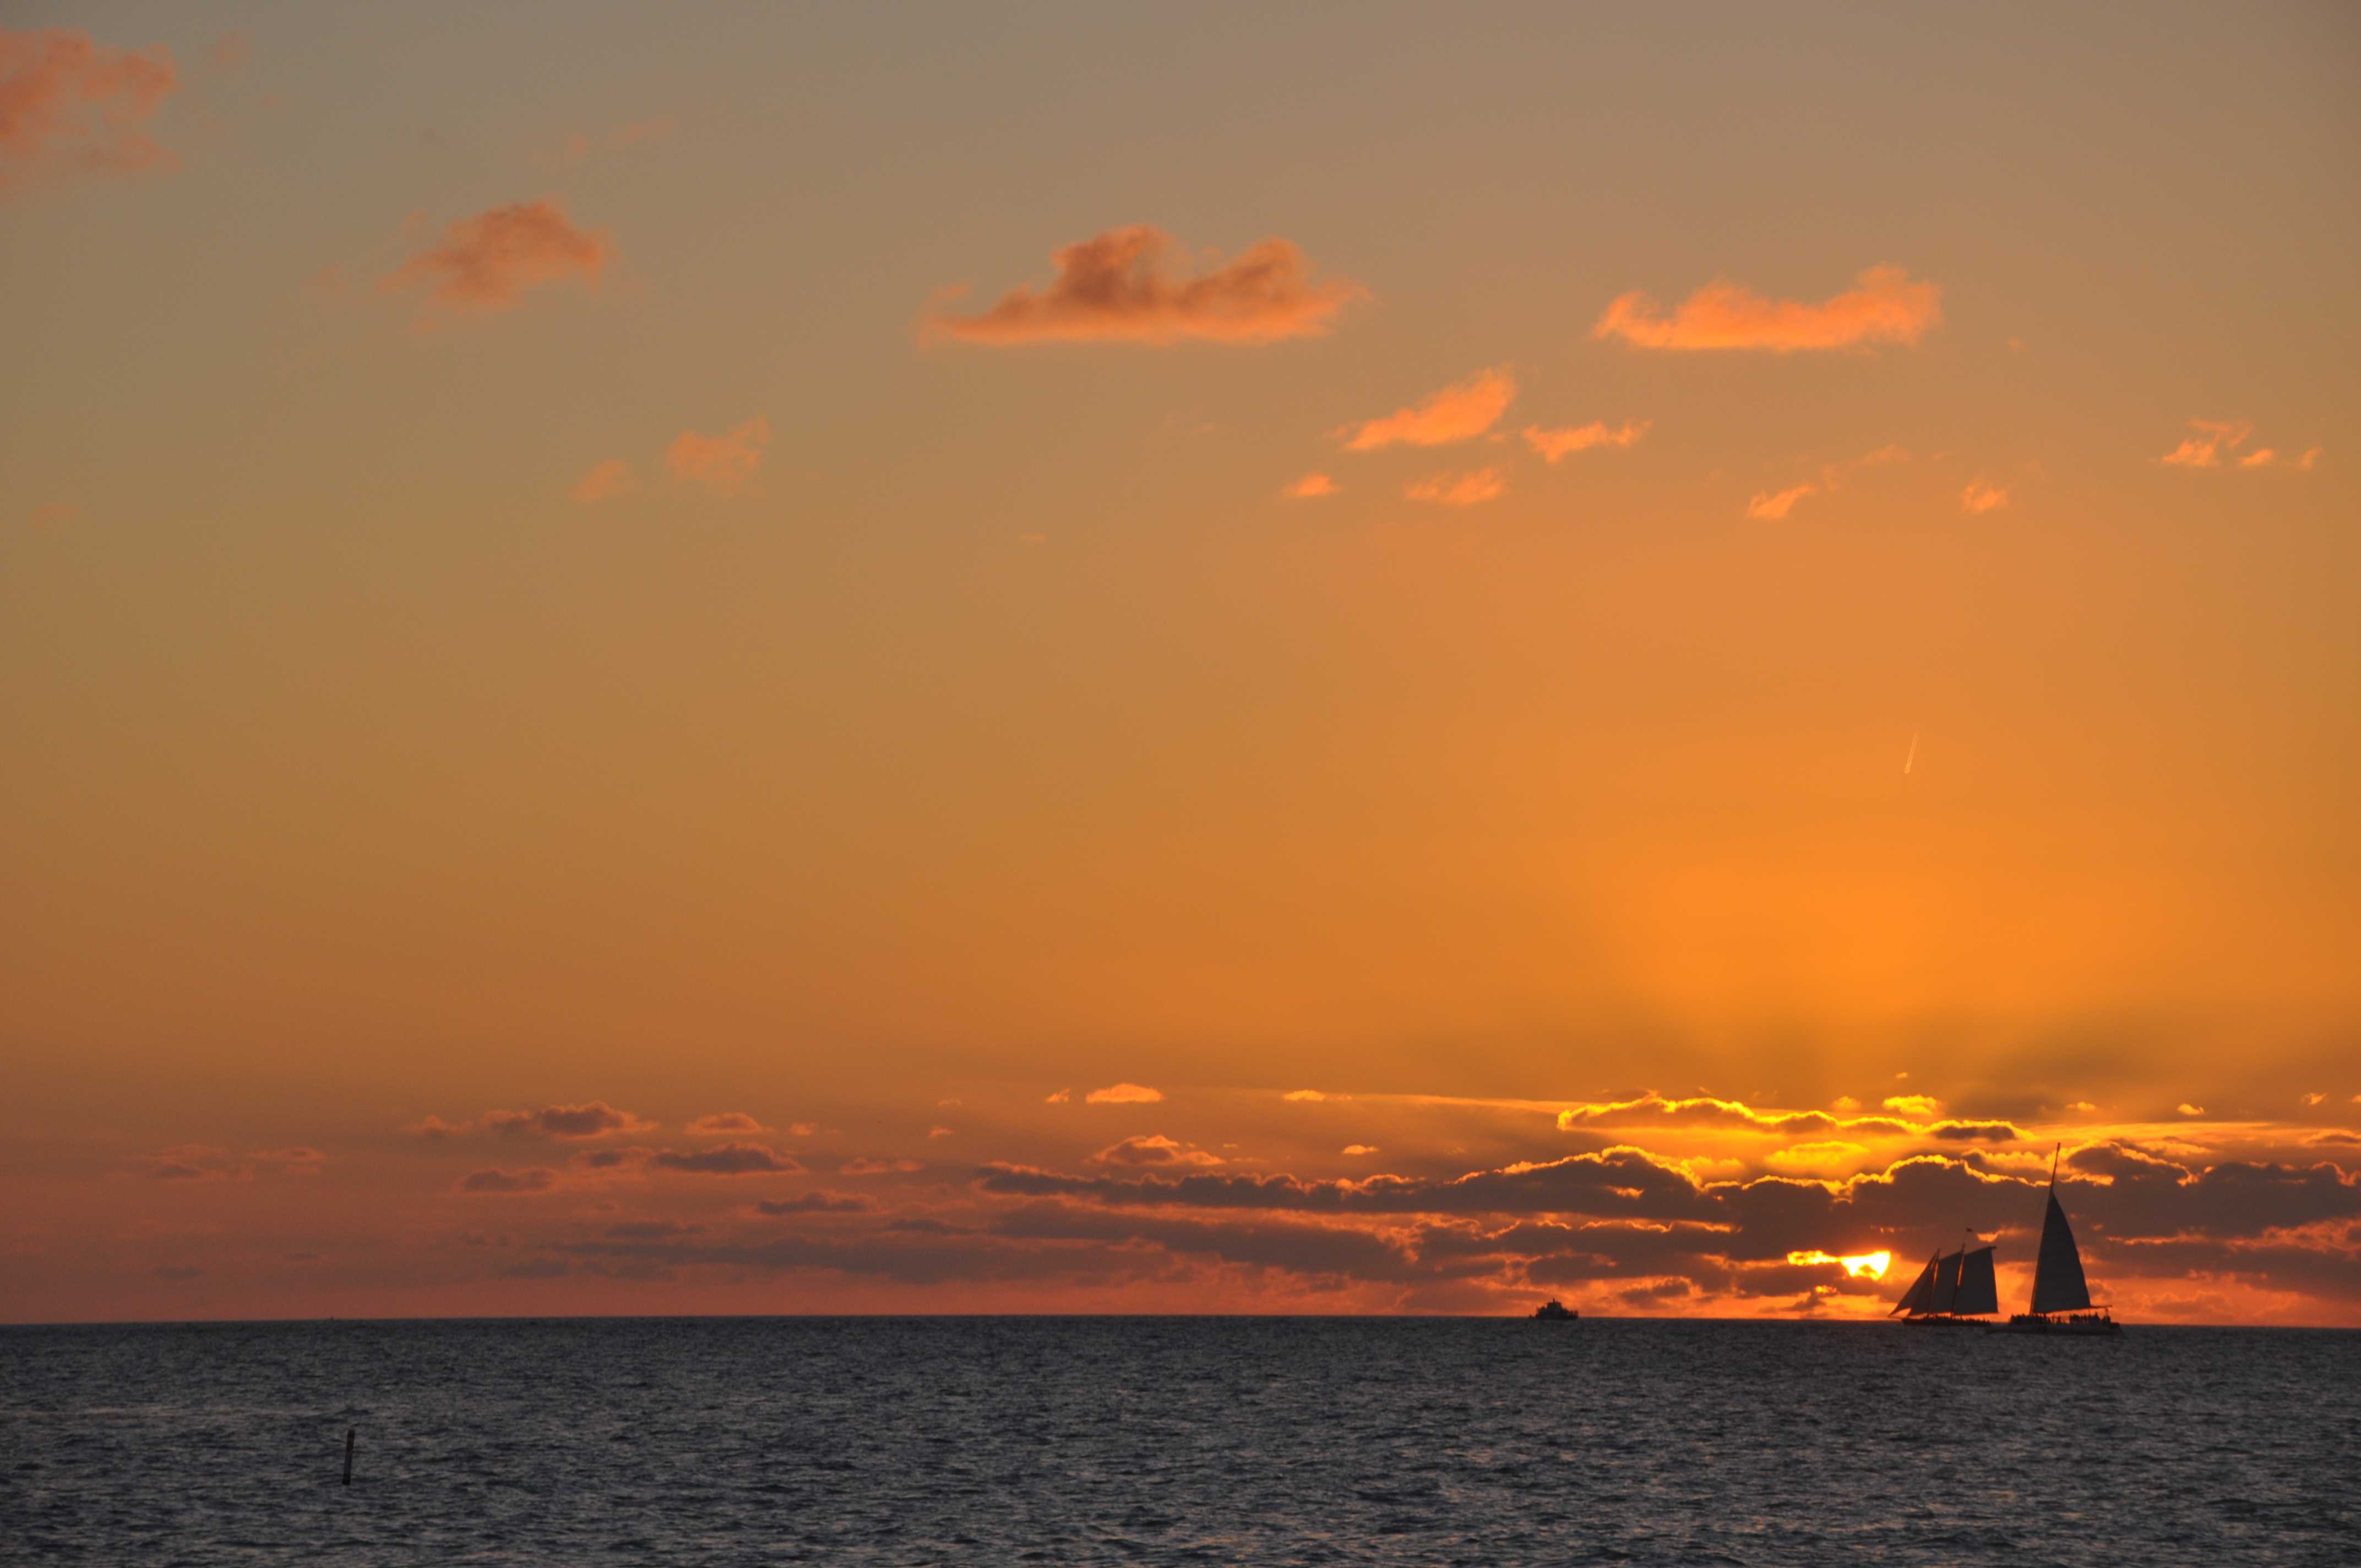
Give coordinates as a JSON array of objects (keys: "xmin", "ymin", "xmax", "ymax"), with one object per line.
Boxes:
[
  {"xmin": 571, "ymin": 459, "xmax": 634, "ymax": 503},
  {"xmin": 1883, "ymin": 1095, "xmax": 1942, "ymax": 1116},
  {"xmin": 483, "ymin": 1102, "xmax": 654, "ymax": 1140},
  {"xmin": 928, "ymin": 1126, "xmax": 955, "ymax": 1139},
  {"xmin": 1283, "ymin": 472, "xmax": 1339, "ymax": 499},
  {"xmin": 1857, "ymin": 444, "xmax": 1913, "ymax": 466},
  {"xmin": 382, "ymin": 199, "xmax": 612, "ymax": 314},
  {"xmin": 458, "ymin": 1167, "xmax": 559, "ymax": 1194},
  {"xmin": 686, "ymin": 1112, "xmax": 771, "ymax": 1136},
  {"xmin": 2237, "ymin": 445, "xmax": 2322, "ymax": 471},
  {"xmin": 2179, "ymin": 1103, "xmax": 2207, "ymax": 1117},
  {"xmin": 840, "ymin": 1156, "xmax": 924, "ymax": 1175},
  {"xmin": 1045, "ymin": 1088, "xmax": 1071, "ymax": 1104},
  {"xmin": 755, "ymin": 1191, "xmax": 876, "ymax": 1215},
  {"xmin": 665, "ymin": 414, "xmax": 769, "ymax": 498},
  {"xmin": 1093, "ymin": 1134, "xmax": 1225, "ymax": 1168},
  {"xmin": 1283, "ymin": 1090, "xmax": 1328, "ymax": 1102},
  {"xmin": 143, "ymin": 1144, "xmax": 321, "ymax": 1180},
  {"xmin": 1085, "ymin": 1083, "xmax": 1165, "ymax": 1104},
  {"xmin": 927, "ymin": 225, "xmax": 1362, "ymax": 346},
  {"xmin": 1342, "ymin": 1145, "xmax": 1378, "ymax": 1156},
  {"xmin": 1960, "ymin": 479, "xmax": 2009, "ymax": 514},
  {"xmin": 153, "ymin": 1264, "xmax": 203, "ymax": 1281},
  {"xmin": 1745, "ymin": 483, "xmax": 1816, "ymax": 520},
  {"xmin": 2159, "ymin": 419, "xmax": 2253, "ymax": 469},
  {"xmin": 0, "ymin": 28, "xmax": 178, "ymax": 197},
  {"xmin": 649, "ymin": 1143, "xmax": 803, "ymax": 1175},
  {"xmin": 606, "ymin": 1220, "xmax": 701, "ymax": 1240},
  {"xmin": 1405, "ymin": 467, "xmax": 1507, "ymax": 507},
  {"xmin": 1340, "ymin": 367, "xmax": 1516, "ymax": 451},
  {"xmin": 1521, "ymin": 420, "xmax": 1649, "ymax": 464},
  {"xmin": 1592, "ymin": 265, "xmax": 1941, "ymax": 352}
]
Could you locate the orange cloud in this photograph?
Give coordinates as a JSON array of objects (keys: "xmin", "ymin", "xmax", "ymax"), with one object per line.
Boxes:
[
  {"xmin": 1405, "ymin": 467, "xmax": 1507, "ymax": 507},
  {"xmin": 686, "ymin": 1112, "xmax": 770, "ymax": 1135},
  {"xmin": 382, "ymin": 199, "xmax": 612, "ymax": 313},
  {"xmin": 1593, "ymin": 265, "xmax": 1941, "ymax": 352},
  {"xmin": 570, "ymin": 459, "xmax": 634, "ymax": 503},
  {"xmin": 1085, "ymin": 1082, "xmax": 1164, "ymax": 1104},
  {"xmin": 2237, "ymin": 444, "xmax": 2321, "ymax": 471},
  {"xmin": 666, "ymin": 414, "xmax": 770, "ymax": 498},
  {"xmin": 1282, "ymin": 472, "xmax": 1339, "ymax": 499},
  {"xmin": 1745, "ymin": 483, "xmax": 1816, "ymax": 520},
  {"xmin": 2160, "ymin": 418, "xmax": 2253, "ymax": 469},
  {"xmin": 0, "ymin": 28, "xmax": 177, "ymax": 196},
  {"xmin": 1341, "ymin": 367, "xmax": 1516, "ymax": 450},
  {"xmin": 1283, "ymin": 1089, "xmax": 1328, "ymax": 1102},
  {"xmin": 1960, "ymin": 479, "xmax": 2009, "ymax": 514},
  {"xmin": 1883, "ymin": 1094, "xmax": 1943, "ymax": 1115},
  {"xmin": 1094, "ymin": 1134, "xmax": 1223, "ymax": 1168},
  {"xmin": 927, "ymin": 225, "xmax": 1362, "ymax": 346},
  {"xmin": 1521, "ymin": 420, "xmax": 1649, "ymax": 463}
]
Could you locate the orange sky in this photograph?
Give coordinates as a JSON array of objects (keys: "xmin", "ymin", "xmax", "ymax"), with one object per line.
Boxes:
[{"xmin": 3, "ymin": 3, "xmax": 2358, "ymax": 1324}]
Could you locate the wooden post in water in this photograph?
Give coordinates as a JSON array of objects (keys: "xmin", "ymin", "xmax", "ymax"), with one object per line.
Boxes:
[{"xmin": 342, "ymin": 1427, "xmax": 355, "ymax": 1486}]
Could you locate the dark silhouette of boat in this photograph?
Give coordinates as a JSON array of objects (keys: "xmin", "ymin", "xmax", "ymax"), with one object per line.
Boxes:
[
  {"xmin": 1891, "ymin": 1229, "xmax": 1999, "ymax": 1326},
  {"xmin": 1992, "ymin": 1145, "xmax": 2121, "ymax": 1336},
  {"xmin": 1532, "ymin": 1298, "xmax": 1578, "ymax": 1321}
]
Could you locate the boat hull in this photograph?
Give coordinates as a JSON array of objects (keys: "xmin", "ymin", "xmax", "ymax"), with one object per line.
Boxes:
[
  {"xmin": 1990, "ymin": 1313, "xmax": 2121, "ymax": 1336},
  {"xmin": 1901, "ymin": 1314, "xmax": 1986, "ymax": 1328}
]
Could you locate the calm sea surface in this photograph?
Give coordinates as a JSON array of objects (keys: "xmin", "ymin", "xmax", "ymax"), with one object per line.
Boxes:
[{"xmin": 3, "ymin": 1317, "xmax": 2354, "ymax": 1565}]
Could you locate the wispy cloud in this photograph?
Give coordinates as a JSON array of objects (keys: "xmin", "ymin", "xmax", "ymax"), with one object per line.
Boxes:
[
  {"xmin": 1960, "ymin": 478, "xmax": 2009, "ymax": 514},
  {"xmin": 458, "ymin": 1166, "xmax": 559, "ymax": 1195},
  {"xmin": 0, "ymin": 28, "xmax": 178, "ymax": 197},
  {"xmin": 1282, "ymin": 472, "xmax": 1339, "ymax": 499},
  {"xmin": 1085, "ymin": 1082, "xmax": 1165, "ymax": 1105},
  {"xmin": 1340, "ymin": 367, "xmax": 1516, "ymax": 451},
  {"xmin": 1745, "ymin": 483, "xmax": 1816, "ymax": 520},
  {"xmin": 570, "ymin": 459, "xmax": 634, "ymax": 503},
  {"xmin": 382, "ymin": 200, "xmax": 611, "ymax": 316},
  {"xmin": 927, "ymin": 225, "xmax": 1363, "ymax": 346},
  {"xmin": 1522, "ymin": 420, "xmax": 1650, "ymax": 464},
  {"xmin": 666, "ymin": 414, "xmax": 769, "ymax": 498},
  {"xmin": 1593, "ymin": 265, "xmax": 1941, "ymax": 352},
  {"xmin": 2160, "ymin": 418, "xmax": 2253, "ymax": 469},
  {"xmin": 1405, "ymin": 467, "xmax": 1507, "ymax": 507}
]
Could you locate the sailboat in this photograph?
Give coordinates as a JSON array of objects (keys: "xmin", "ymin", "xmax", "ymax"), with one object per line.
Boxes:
[
  {"xmin": 1994, "ymin": 1144, "xmax": 2121, "ymax": 1335},
  {"xmin": 1890, "ymin": 1231, "xmax": 1999, "ymax": 1326}
]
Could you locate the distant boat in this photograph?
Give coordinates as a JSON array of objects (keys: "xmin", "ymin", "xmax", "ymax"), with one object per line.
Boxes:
[
  {"xmin": 1993, "ymin": 1145, "xmax": 2121, "ymax": 1336},
  {"xmin": 1532, "ymin": 1298, "xmax": 1579, "ymax": 1321},
  {"xmin": 1891, "ymin": 1230, "xmax": 1999, "ymax": 1326}
]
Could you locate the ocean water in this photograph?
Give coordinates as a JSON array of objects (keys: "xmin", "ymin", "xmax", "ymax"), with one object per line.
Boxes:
[{"xmin": 2, "ymin": 1317, "xmax": 2354, "ymax": 1566}]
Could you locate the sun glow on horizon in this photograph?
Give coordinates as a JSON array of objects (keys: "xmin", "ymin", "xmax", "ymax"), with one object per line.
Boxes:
[{"xmin": 1789, "ymin": 1249, "xmax": 1892, "ymax": 1280}]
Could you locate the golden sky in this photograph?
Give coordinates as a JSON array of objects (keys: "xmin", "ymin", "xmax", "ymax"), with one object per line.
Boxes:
[{"xmin": 4, "ymin": 3, "xmax": 2358, "ymax": 1324}]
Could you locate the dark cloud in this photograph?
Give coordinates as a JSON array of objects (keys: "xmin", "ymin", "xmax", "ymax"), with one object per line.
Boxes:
[
  {"xmin": 754, "ymin": 1192, "xmax": 875, "ymax": 1215},
  {"xmin": 605, "ymin": 1220, "xmax": 702, "ymax": 1239},
  {"xmin": 649, "ymin": 1144, "xmax": 802, "ymax": 1176},
  {"xmin": 502, "ymin": 1258, "xmax": 571, "ymax": 1280},
  {"xmin": 973, "ymin": 1147, "xmax": 1713, "ymax": 1220},
  {"xmin": 459, "ymin": 1167, "xmax": 559, "ymax": 1195},
  {"xmin": 485, "ymin": 1101, "xmax": 653, "ymax": 1140}
]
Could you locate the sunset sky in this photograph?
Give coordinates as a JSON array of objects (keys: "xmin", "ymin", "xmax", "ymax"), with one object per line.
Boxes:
[{"xmin": 5, "ymin": 3, "xmax": 2358, "ymax": 1325}]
